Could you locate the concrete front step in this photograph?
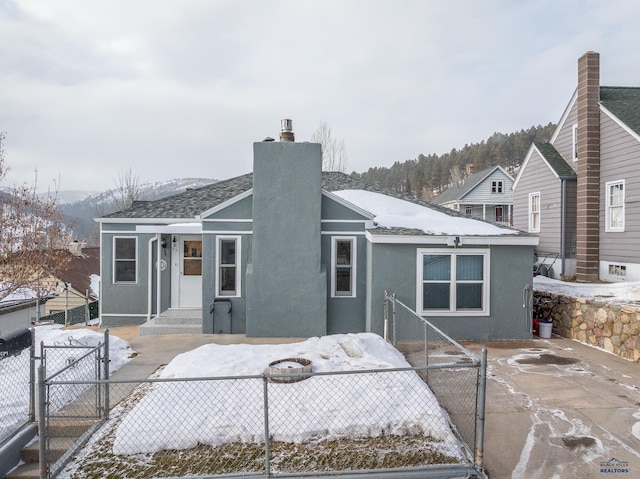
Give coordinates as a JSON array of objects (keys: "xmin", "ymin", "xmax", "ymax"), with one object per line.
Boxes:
[
  {"xmin": 158, "ymin": 308, "xmax": 203, "ymax": 319},
  {"xmin": 5, "ymin": 462, "xmax": 39, "ymax": 479},
  {"xmin": 21, "ymin": 437, "xmax": 76, "ymax": 464},
  {"xmin": 153, "ymin": 315, "xmax": 202, "ymax": 325},
  {"xmin": 47, "ymin": 419, "xmax": 95, "ymax": 438},
  {"xmin": 139, "ymin": 320, "xmax": 202, "ymax": 336}
]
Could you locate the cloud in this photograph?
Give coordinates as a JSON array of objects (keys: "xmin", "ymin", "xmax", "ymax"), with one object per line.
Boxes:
[{"xmin": 2, "ymin": 0, "xmax": 640, "ymax": 191}]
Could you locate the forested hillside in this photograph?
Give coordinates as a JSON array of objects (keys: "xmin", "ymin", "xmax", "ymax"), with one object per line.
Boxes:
[{"xmin": 352, "ymin": 123, "xmax": 556, "ymax": 200}]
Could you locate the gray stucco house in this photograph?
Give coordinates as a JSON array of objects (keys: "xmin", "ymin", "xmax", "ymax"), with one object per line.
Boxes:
[
  {"xmin": 513, "ymin": 51, "xmax": 640, "ymax": 282},
  {"xmin": 97, "ymin": 121, "xmax": 537, "ymax": 340},
  {"xmin": 434, "ymin": 165, "xmax": 514, "ymax": 226}
]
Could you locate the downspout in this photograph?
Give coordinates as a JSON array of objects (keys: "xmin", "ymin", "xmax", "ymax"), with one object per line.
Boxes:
[
  {"xmin": 147, "ymin": 236, "xmax": 158, "ymax": 322},
  {"xmin": 560, "ymin": 178, "xmax": 567, "ymax": 277},
  {"xmin": 156, "ymin": 233, "xmax": 162, "ymax": 318}
]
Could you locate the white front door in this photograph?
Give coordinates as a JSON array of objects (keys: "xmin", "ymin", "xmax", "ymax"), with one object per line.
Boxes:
[{"xmin": 171, "ymin": 235, "xmax": 203, "ymax": 308}]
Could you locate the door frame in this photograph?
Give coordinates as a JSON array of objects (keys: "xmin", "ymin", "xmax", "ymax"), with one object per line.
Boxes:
[{"xmin": 170, "ymin": 234, "xmax": 203, "ymax": 308}]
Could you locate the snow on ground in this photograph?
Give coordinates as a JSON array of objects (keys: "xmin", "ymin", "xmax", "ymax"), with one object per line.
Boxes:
[
  {"xmin": 89, "ymin": 274, "xmax": 100, "ymax": 299},
  {"xmin": 334, "ymin": 189, "xmax": 518, "ymax": 236},
  {"xmin": 0, "ymin": 324, "xmax": 133, "ymax": 443},
  {"xmin": 534, "ymin": 276, "xmax": 640, "ymax": 304},
  {"xmin": 112, "ymin": 333, "xmax": 462, "ymax": 458}
]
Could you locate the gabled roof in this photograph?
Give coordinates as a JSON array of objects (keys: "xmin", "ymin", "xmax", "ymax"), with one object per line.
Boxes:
[
  {"xmin": 533, "ymin": 142, "xmax": 576, "ymax": 179},
  {"xmin": 55, "ymin": 247, "xmax": 100, "ymax": 299},
  {"xmin": 99, "ymin": 171, "xmax": 535, "ymax": 241},
  {"xmin": 600, "ymin": 86, "xmax": 640, "ymax": 137},
  {"xmin": 100, "ymin": 174, "xmax": 254, "ymax": 220},
  {"xmin": 433, "ymin": 166, "xmax": 512, "ymax": 205},
  {"xmin": 512, "ymin": 142, "xmax": 576, "ymax": 190},
  {"xmin": 99, "ymin": 172, "xmax": 465, "ymax": 221}
]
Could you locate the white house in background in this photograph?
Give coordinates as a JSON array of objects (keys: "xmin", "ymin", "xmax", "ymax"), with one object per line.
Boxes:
[{"xmin": 434, "ymin": 165, "xmax": 514, "ymax": 226}]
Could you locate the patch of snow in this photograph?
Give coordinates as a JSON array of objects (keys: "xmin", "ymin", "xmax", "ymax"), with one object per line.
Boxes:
[
  {"xmin": 0, "ymin": 284, "xmax": 39, "ymax": 302},
  {"xmin": 334, "ymin": 189, "xmax": 518, "ymax": 236},
  {"xmin": 0, "ymin": 325, "xmax": 133, "ymax": 443},
  {"xmin": 89, "ymin": 274, "xmax": 100, "ymax": 299},
  {"xmin": 112, "ymin": 333, "xmax": 461, "ymax": 457},
  {"xmin": 534, "ymin": 276, "xmax": 640, "ymax": 304}
]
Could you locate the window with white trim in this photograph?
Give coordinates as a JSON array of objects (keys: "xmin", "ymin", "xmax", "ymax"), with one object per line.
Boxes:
[
  {"xmin": 572, "ymin": 124, "xmax": 578, "ymax": 161},
  {"xmin": 113, "ymin": 237, "xmax": 137, "ymax": 283},
  {"xmin": 605, "ymin": 180, "xmax": 625, "ymax": 232},
  {"xmin": 217, "ymin": 236, "xmax": 241, "ymax": 296},
  {"xmin": 608, "ymin": 264, "xmax": 627, "ymax": 277},
  {"xmin": 529, "ymin": 192, "xmax": 540, "ymax": 233},
  {"xmin": 417, "ymin": 249, "xmax": 489, "ymax": 315},
  {"xmin": 491, "ymin": 180, "xmax": 503, "ymax": 193},
  {"xmin": 332, "ymin": 237, "xmax": 356, "ymax": 297}
]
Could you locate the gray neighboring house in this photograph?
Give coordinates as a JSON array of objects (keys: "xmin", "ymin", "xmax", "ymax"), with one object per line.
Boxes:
[
  {"xmin": 434, "ymin": 165, "xmax": 514, "ymax": 226},
  {"xmin": 96, "ymin": 122, "xmax": 537, "ymax": 341},
  {"xmin": 513, "ymin": 51, "xmax": 640, "ymax": 282}
]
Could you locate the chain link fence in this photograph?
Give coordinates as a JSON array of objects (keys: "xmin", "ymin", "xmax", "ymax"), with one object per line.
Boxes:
[
  {"xmin": 50, "ymin": 366, "xmax": 483, "ymax": 479},
  {"xmin": 384, "ymin": 291, "xmax": 487, "ymax": 471},
  {"xmin": 39, "ymin": 332, "xmax": 110, "ymax": 478},
  {"xmin": 32, "ymin": 294, "xmax": 487, "ymax": 479},
  {"xmin": 0, "ymin": 329, "xmax": 35, "ymax": 445},
  {"xmin": 39, "ymin": 301, "xmax": 99, "ymax": 326}
]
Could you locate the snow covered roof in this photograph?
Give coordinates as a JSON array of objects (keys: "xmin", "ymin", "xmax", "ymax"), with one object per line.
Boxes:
[
  {"xmin": 334, "ymin": 189, "xmax": 518, "ymax": 236},
  {"xmin": 98, "ymin": 171, "xmax": 535, "ymax": 242}
]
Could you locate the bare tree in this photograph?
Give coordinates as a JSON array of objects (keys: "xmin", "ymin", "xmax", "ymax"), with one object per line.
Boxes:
[
  {"xmin": 311, "ymin": 122, "xmax": 349, "ymax": 172},
  {"xmin": 111, "ymin": 167, "xmax": 144, "ymax": 211},
  {"xmin": 0, "ymin": 132, "xmax": 71, "ymax": 301}
]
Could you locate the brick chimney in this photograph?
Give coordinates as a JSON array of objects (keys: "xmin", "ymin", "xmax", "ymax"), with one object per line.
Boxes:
[{"xmin": 575, "ymin": 51, "xmax": 600, "ymax": 282}]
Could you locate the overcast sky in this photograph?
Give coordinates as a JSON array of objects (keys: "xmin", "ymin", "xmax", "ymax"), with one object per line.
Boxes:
[{"xmin": 2, "ymin": 0, "xmax": 640, "ymax": 193}]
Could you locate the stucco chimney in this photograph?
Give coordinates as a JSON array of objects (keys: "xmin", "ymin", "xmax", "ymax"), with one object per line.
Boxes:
[
  {"xmin": 575, "ymin": 51, "xmax": 600, "ymax": 282},
  {"xmin": 279, "ymin": 119, "xmax": 295, "ymax": 142}
]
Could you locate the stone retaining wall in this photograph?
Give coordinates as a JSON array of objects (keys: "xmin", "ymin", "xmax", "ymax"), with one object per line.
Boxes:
[{"xmin": 535, "ymin": 291, "xmax": 640, "ymax": 363}]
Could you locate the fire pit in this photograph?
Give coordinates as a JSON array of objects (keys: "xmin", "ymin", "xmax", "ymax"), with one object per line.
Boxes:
[{"xmin": 267, "ymin": 357, "xmax": 312, "ymax": 383}]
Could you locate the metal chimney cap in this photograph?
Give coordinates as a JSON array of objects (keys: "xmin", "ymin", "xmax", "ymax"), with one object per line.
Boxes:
[
  {"xmin": 279, "ymin": 119, "xmax": 295, "ymax": 142},
  {"xmin": 281, "ymin": 119, "xmax": 293, "ymax": 132}
]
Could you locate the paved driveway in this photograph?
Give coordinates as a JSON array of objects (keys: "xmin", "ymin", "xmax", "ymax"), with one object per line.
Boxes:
[{"xmin": 465, "ymin": 338, "xmax": 640, "ymax": 479}]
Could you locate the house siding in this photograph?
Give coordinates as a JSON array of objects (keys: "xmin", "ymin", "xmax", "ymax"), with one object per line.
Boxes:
[
  {"xmin": 599, "ymin": 112, "xmax": 640, "ymax": 273},
  {"xmin": 201, "ymin": 193, "xmax": 253, "ymax": 333},
  {"xmin": 100, "ymin": 231, "xmax": 159, "ymax": 326},
  {"xmin": 553, "ymin": 102, "xmax": 578, "ymax": 169},
  {"xmin": 462, "ymin": 169, "xmax": 514, "ymax": 205},
  {"xmin": 201, "ymin": 233, "xmax": 250, "ymax": 333},
  {"xmin": 366, "ymin": 243, "xmax": 534, "ymax": 340},
  {"xmin": 513, "ymin": 150, "xmax": 564, "ymax": 254}
]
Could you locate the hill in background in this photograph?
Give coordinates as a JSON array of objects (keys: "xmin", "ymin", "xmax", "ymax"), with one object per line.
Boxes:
[
  {"xmin": 62, "ymin": 178, "xmax": 217, "ymax": 243},
  {"xmin": 352, "ymin": 123, "xmax": 556, "ymax": 200},
  {"xmin": 54, "ymin": 122, "xmax": 557, "ymax": 244}
]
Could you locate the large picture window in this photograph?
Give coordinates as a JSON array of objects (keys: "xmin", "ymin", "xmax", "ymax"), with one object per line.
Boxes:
[
  {"xmin": 529, "ymin": 192, "xmax": 540, "ymax": 233},
  {"xmin": 217, "ymin": 236, "xmax": 241, "ymax": 297},
  {"xmin": 417, "ymin": 249, "xmax": 489, "ymax": 315},
  {"xmin": 605, "ymin": 180, "xmax": 625, "ymax": 232},
  {"xmin": 113, "ymin": 237, "xmax": 137, "ymax": 283},
  {"xmin": 332, "ymin": 237, "xmax": 356, "ymax": 297}
]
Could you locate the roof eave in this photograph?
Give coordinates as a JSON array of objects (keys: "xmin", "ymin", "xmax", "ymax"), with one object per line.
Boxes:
[{"xmin": 365, "ymin": 231, "xmax": 539, "ymax": 246}]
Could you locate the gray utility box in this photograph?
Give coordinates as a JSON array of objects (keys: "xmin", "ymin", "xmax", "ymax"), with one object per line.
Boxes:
[{"xmin": 208, "ymin": 299, "xmax": 232, "ymax": 334}]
